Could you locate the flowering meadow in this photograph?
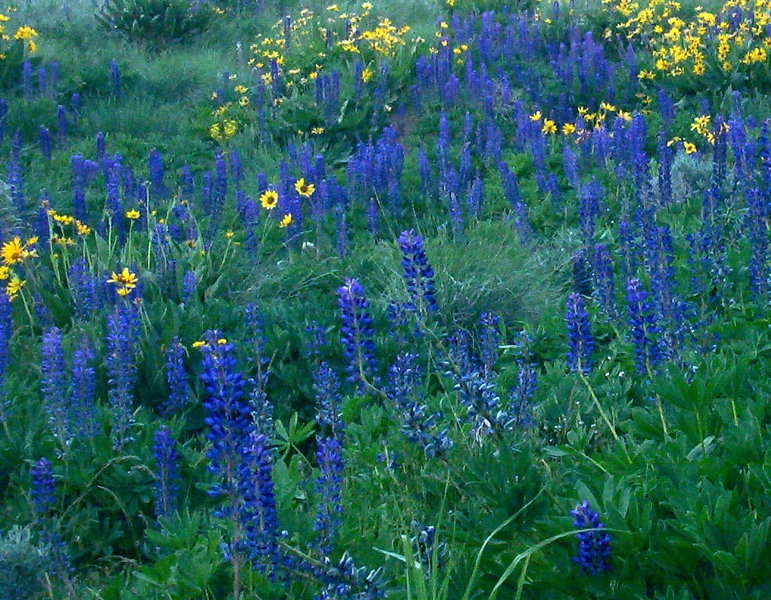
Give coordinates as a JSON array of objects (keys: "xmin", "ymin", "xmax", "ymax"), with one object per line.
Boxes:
[{"xmin": 0, "ymin": 0, "xmax": 769, "ymax": 598}]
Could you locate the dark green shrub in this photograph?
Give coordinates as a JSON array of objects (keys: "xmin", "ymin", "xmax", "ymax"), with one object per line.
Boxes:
[{"xmin": 96, "ymin": 0, "xmax": 214, "ymax": 48}]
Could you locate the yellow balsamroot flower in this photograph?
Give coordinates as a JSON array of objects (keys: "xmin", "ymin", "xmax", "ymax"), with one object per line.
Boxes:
[
  {"xmin": 741, "ymin": 47, "xmax": 767, "ymax": 64},
  {"xmin": 279, "ymin": 213, "xmax": 293, "ymax": 228},
  {"xmin": 125, "ymin": 209, "xmax": 141, "ymax": 220},
  {"xmin": 76, "ymin": 221, "xmax": 91, "ymax": 235},
  {"xmin": 311, "ymin": 127, "xmax": 325, "ymax": 135},
  {"xmin": 192, "ymin": 340, "xmax": 206, "ymax": 348},
  {"xmin": 13, "ymin": 25, "xmax": 37, "ymax": 40},
  {"xmin": 225, "ymin": 231, "xmax": 235, "ymax": 239},
  {"xmin": 26, "ymin": 40, "xmax": 37, "ymax": 53},
  {"xmin": 0, "ymin": 266, "xmax": 9, "ymax": 280},
  {"xmin": 1, "ymin": 237, "xmax": 37, "ymax": 265},
  {"xmin": 53, "ymin": 213, "xmax": 74, "ymax": 225},
  {"xmin": 529, "ymin": 111, "xmax": 542, "ymax": 122},
  {"xmin": 234, "ymin": 85, "xmax": 248, "ymax": 94},
  {"xmin": 295, "ymin": 178, "xmax": 315, "ymax": 197},
  {"xmin": 107, "ymin": 267, "xmax": 139, "ymax": 296},
  {"xmin": 260, "ymin": 190, "xmax": 279, "ymax": 210},
  {"xmin": 6, "ymin": 276, "xmax": 25, "ymax": 301},
  {"xmin": 542, "ymin": 119, "xmax": 557, "ymax": 134},
  {"xmin": 210, "ymin": 120, "xmax": 238, "ymax": 143},
  {"xmin": 239, "ymin": 95, "xmax": 250, "ymax": 107},
  {"xmin": 683, "ymin": 142, "xmax": 697, "ymax": 154},
  {"xmin": 361, "ymin": 67, "xmax": 373, "ymax": 82},
  {"xmin": 562, "ymin": 123, "xmax": 576, "ymax": 135}
]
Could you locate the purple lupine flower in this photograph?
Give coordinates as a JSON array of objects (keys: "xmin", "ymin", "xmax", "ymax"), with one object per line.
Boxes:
[
  {"xmin": 591, "ymin": 244, "xmax": 618, "ymax": 319},
  {"xmin": 0, "ymin": 294, "xmax": 11, "ymax": 422},
  {"xmin": 110, "ymin": 59, "xmax": 121, "ymax": 97},
  {"xmin": 105, "ymin": 303, "xmax": 139, "ymax": 448},
  {"xmin": 479, "ymin": 312, "xmax": 500, "ymax": 376},
  {"xmin": 244, "ymin": 303, "xmax": 268, "ymax": 370},
  {"xmin": 48, "ymin": 62, "xmax": 60, "ymax": 95},
  {"xmin": 337, "ymin": 278, "xmax": 378, "ymax": 387},
  {"xmin": 467, "ymin": 175, "xmax": 484, "ymax": 219},
  {"xmin": 314, "ymin": 361, "xmax": 343, "ymax": 438},
  {"xmin": 565, "ymin": 293, "xmax": 594, "ymax": 375},
  {"xmin": 182, "ymin": 270, "xmax": 197, "ymax": 302},
  {"xmin": 104, "ymin": 157, "xmax": 124, "ymax": 243},
  {"xmin": 570, "ymin": 501, "xmax": 612, "ymax": 575},
  {"xmin": 71, "ymin": 337, "xmax": 99, "ymax": 439},
  {"xmin": 35, "ymin": 193, "xmax": 51, "ymax": 246},
  {"xmin": 314, "ymin": 436, "xmax": 344, "ymax": 554},
  {"xmin": 572, "ymin": 250, "xmax": 593, "ymax": 297},
  {"xmin": 626, "ymin": 278, "xmax": 662, "ymax": 375},
  {"xmin": 70, "ymin": 154, "xmax": 88, "ymax": 223},
  {"xmin": 22, "ymin": 60, "xmax": 33, "ymax": 99},
  {"xmin": 578, "ymin": 179, "xmax": 602, "ymax": 246},
  {"xmin": 389, "ymin": 352, "xmax": 452, "ymax": 457},
  {"xmin": 239, "ymin": 432, "xmax": 279, "ymax": 574},
  {"xmin": 506, "ymin": 357, "xmax": 538, "ymax": 428},
  {"xmin": 31, "ymin": 457, "xmax": 73, "ymax": 583},
  {"xmin": 31, "ymin": 458, "xmax": 56, "ymax": 517},
  {"xmin": 179, "ymin": 165, "xmax": 195, "ymax": 202},
  {"xmin": 41, "ymin": 328, "xmax": 75, "ymax": 449},
  {"xmin": 148, "ymin": 149, "xmax": 168, "ymax": 199},
  {"xmin": 7, "ymin": 148, "xmax": 25, "ymax": 217},
  {"xmin": 163, "ymin": 337, "xmax": 188, "ymax": 415},
  {"xmin": 39, "ymin": 125, "xmax": 53, "ymax": 160},
  {"xmin": 57, "ymin": 105, "xmax": 68, "ymax": 145},
  {"xmin": 398, "ymin": 229, "xmax": 438, "ymax": 314},
  {"xmin": 153, "ymin": 425, "xmax": 180, "ymax": 518},
  {"xmin": 745, "ymin": 187, "xmax": 768, "ymax": 299},
  {"xmin": 229, "ymin": 149, "xmax": 244, "ymax": 188},
  {"xmin": 199, "ymin": 331, "xmax": 251, "ymax": 506},
  {"xmin": 68, "ymin": 258, "xmax": 100, "ymax": 320}
]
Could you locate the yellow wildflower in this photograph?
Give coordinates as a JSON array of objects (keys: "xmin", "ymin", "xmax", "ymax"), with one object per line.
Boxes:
[
  {"xmin": 106, "ymin": 267, "xmax": 139, "ymax": 296},
  {"xmin": 260, "ymin": 190, "xmax": 279, "ymax": 210},
  {"xmin": 6, "ymin": 276, "xmax": 24, "ymax": 300},
  {"xmin": 13, "ymin": 25, "xmax": 37, "ymax": 40},
  {"xmin": 0, "ymin": 266, "xmax": 9, "ymax": 280},
  {"xmin": 125, "ymin": 209, "xmax": 141, "ymax": 220},
  {"xmin": 542, "ymin": 119, "xmax": 557, "ymax": 134},
  {"xmin": 562, "ymin": 123, "xmax": 576, "ymax": 135},
  {"xmin": 279, "ymin": 213, "xmax": 293, "ymax": 228},
  {"xmin": 529, "ymin": 111, "xmax": 542, "ymax": 122},
  {"xmin": 1, "ymin": 237, "xmax": 36, "ymax": 265},
  {"xmin": 295, "ymin": 178, "xmax": 315, "ymax": 197}
]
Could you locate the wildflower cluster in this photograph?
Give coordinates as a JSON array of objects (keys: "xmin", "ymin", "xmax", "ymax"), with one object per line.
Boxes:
[
  {"xmin": 0, "ymin": 9, "xmax": 39, "ymax": 57},
  {"xmin": 0, "ymin": 236, "xmax": 37, "ymax": 300},
  {"xmin": 608, "ymin": 0, "xmax": 770, "ymax": 82}
]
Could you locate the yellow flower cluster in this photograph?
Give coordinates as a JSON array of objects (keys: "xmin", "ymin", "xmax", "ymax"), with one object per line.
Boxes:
[
  {"xmin": 210, "ymin": 119, "xmax": 237, "ymax": 143},
  {"xmin": 47, "ymin": 209, "xmax": 92, "ymax": 244},
  {"xmin": 0, "ymin": 236, "xmax": 37, "ymax": 301},
  {"xmin": 605, "ymin": 0, "xmax": 770, "ymax": 78},
  {"xmin": 106, "ymin": 267, "xmax": 139, "ymax": 297},
  {"xmin": 0, "ymin": 9, "xmax": 40, "ymax": 56},
  {"xmin": 249, "ymin": 3, "xmax": 415, "ymax": 86}
]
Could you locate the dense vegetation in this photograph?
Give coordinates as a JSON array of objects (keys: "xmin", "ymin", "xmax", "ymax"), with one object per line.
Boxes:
[{"xmin": 0, "ymin": 0, "xmax": 769, "ymax": 598}]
